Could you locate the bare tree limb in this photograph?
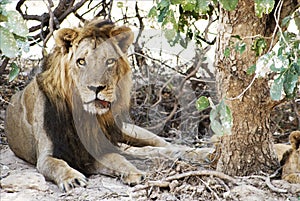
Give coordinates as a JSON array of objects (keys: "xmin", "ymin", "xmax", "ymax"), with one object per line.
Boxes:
[{"xmin": 0, "ymin": 57, "xmax": 9, "ymax": 75}]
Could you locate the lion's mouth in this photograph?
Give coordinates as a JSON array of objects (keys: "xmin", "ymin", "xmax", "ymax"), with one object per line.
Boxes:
[{"xmin": 94, "ymin": 99, "xmax": 111, "ymax": 109}]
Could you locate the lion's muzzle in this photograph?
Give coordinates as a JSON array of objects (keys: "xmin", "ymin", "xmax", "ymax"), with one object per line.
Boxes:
[{"xmin": 95, "ymin": 99, "xmax": 111, "ymax": 109}]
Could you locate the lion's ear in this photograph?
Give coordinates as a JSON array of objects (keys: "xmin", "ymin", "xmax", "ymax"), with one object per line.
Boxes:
[
  {"xmin": 55, "ymin": 28, "xmax": 78, "ymax": 53},
  {"xmin": 110, "ymin": 26, "xmax": 134, "ymax": 53}
]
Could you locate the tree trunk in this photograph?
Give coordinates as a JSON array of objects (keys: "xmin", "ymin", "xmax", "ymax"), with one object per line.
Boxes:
[{"xmin": 215, "ymin": 0, "xmax": 298, "ymax": 176}]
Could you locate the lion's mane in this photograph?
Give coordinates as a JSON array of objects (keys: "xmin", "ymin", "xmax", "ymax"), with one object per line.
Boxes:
[{"xmin": 34, "ymin": 19, "xmax": 133, "ymax": 172}]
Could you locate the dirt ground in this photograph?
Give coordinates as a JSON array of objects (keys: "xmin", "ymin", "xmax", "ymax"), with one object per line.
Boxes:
[
  {"xmin": 1, "ymin": 60, "xmax": 300, "ymax": 200},
  {"xmin": 1, "ymin": 144, "xmax": 300, "ymax": 201}
]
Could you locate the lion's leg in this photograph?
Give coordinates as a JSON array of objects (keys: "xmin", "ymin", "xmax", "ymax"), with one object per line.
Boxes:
[
  {"xmin": 121, "ymin": 123, "xmax": 169, "ymax": 147},
  {"xmin": 36, "ymin": 133, "xmax": 87, "ymax": 192},
  {"xmin": 120, "ymin": 144, "xmax": 214, "ymax": 164},
  {"xmin": 290, "ymin": 131, "xmax": 300, "ymax": 150},
  {"xmin": 37, "ymin": 155, "xmax": 88, "ymax": 192},
  {"xmin": 282, "ymin": 173, "xmax": 300, "ymax": 184},
  {"xmin": 93, "ymin": 153, "xmax": 144, "ymax": 185}
]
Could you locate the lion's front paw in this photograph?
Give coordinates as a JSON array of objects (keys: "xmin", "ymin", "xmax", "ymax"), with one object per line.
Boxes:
[
  {"xmin": 121, "ymin": 170, "xmax": 145, "ymax": 186},
  {"xmin": 58, "ymin": 168, "xmax": 88, "ymax": 192}
]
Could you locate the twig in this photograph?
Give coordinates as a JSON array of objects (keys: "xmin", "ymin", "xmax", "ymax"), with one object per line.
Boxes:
[
  {"xmin": 0, "ymin": 172, "xmax": 10, "ymax": 180},
  {"xmin": 165, "ymin": 170, "xmax": 237, "ymax": 183},
  {"xmin": 292, "ymin": 98, "xmax": 300, "ymax": 130},
  {"xmin": 0, "ymin": 96, "xmax": 13, "ymax": 106},
  {"xmin": 199, "ymin": 178, "xmax": 221, "ymax": 201},
  {"xmin": 107, "ymin": 0, "xmax": 113, "ymax": 20},
  {"xmin": 240, "ymin": 171, "xmax": 287, "ymax": 193},
  {"xmin": 226, "ymin": 74, "xmax": 257, "ymax": 101},
  {"xmin": 0, "ymin": 57, "xmax": 9, "ymax": 74},
  {"xmin": 151, "ymin": 74, "xmax": 175, "ymax": 107},
  {"xmin": 142, "ymin": 49, "xmax": 210, "ymax": 131},
  {"xmin": 133, "ymin": 181, "xmax": 170, "ymax": 192},
  {"xmin": 43, "ymin": 0, "xmax": 55, "ymax": 47},
  {"xmin": 133, "ymin": 169, "xmax": 237, "ymax": 193}
]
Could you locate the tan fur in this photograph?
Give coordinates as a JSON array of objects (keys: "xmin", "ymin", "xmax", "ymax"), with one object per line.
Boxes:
[
  {"xmin": 5, "ymin": 19, "xmax": 166, "ymax": 192},
  {"xmin": 280, "ymin": 131, "xmax": 300, "ymax": 183}
]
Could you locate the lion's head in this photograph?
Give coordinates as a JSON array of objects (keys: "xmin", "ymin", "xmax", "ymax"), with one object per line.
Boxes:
[{"xmin": 37, "ymin": 19, "xmax": 134, "ymax": 116}]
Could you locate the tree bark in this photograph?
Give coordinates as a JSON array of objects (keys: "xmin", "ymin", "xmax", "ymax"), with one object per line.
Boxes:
[{"xmin": 215, "ymin": 0, "xmax": 298, "ymax": 176}]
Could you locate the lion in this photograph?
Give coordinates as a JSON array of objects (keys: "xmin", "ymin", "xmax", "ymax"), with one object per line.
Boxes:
[
  {"xmin": 4, "ymin": 19, "xmax": 171, "ymax": 192},
  {"xmin": 5, "ymin": 19, "xmax": 213, "ymax": 192},
  {"xmin": 279, "ymin": 131, "xmax": 300, "ymax": 183}
]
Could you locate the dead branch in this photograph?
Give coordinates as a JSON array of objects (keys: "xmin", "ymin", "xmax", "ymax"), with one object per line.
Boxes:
[
  {"xmin": 199, "ymin": 178, "xmax": 221, "ymax": 201},
  {"xmin": 133, "ymin": 169, "xmax": 237, "ymax": 193},
  {"xmin": 240, "ymin": 174, "xmax": 287, "ymax": 193},
  {"xmin": 16, "ymin": 0, "xmax": 88, "ymax": 45},
  {"xmin": 165, "ymin": 170, "xmax": 237, "ymax": 183},
  {"xmin": 145, "ymin": 49, "xmax": 208, "ymax": 131},
  {"xmin": 0, "ymin": 57, "xmax": 9, "ymax": 75},
  {"xmin": 43, "ymin": 0, "xmax": 55, "ymax": 47},
  {"xmin": 292, "ymin": 99, "xmax": 300, "ymax": 130}
]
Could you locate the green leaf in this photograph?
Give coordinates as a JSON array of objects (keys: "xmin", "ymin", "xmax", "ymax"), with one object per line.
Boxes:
[
  {"xmin": 254, "ymin": 0, "xmax": 275, "ymax": 18},
  {"xmin": 8, "ymin": 62, "xmax": 20, "ymax": 82},
  {"xmin": 232, "ymin": 35, "xmax": 242, "ymax": 40},
  {"xmin": 171, "ymin": 0, "xmax": 182, "ymax": 4},
  {"xmin": 219, "ymin": 100, "xmax": 232, "ymax": 135},
  {"xmin": 283, "ymin": 69, "xmax": 298, "ymax": 98},
  {"xmin": 209, "ymin": 100, "xmax": 232, "ymax": 135},
  {"xmin": 0, "ymin": 0, "xmax": 11, "ymax": 5},
  {"xmin": 293, "ymin": 60, "xmax": 300, "ymax": 75},
  {"xmin": 224, "ymin": 46, "xmax": 230, "ymax": 58},
  {"xmin": 196, "ymin": 0, "xmax": 211, "ymax": 13},
  {"xmin": 270, "ymin": 75, "xmax": 284, "ymax": 100},
  {"xmin": 210, "ymin": 108, "xmax": 224, "ymax": 135},
  {"xmin": 219, "ymin": 0, "xmax": 238, "ymax": 11},
  {"xmin": 0, "ymin": 27, "xmax": 19, "ymax": 58},
  {"xmin": 158, "ymin": 7, "xmax": 169, "ymax": 22},
  {"xmin": 6, "ymin": 11, "xmax": 28, "ymax": 37},
  {"xmin": 281, "ymin": 16, "xmax": 291, "ymax": 27},
  {"xmin": 270, "ymin": 55, "xmax": 289, "ymax": 73},
  {"xmin": 247, "ymin": 64, "xmax": 256, "ymax": 75},
  {"xmin": 117, "ymin": 2, "xmax": 123, "ymax": 8},
  {"xmin": 210, "ymin": 116, "xmax": 224, "ymax": 135},
  {"xmin": 251, "ymin": 38, "xmax": 267, "ymax": 56},
  {"xmin": 162, "ymin": 10, "xmax": 178, "ymax": 41},
  {"xmin": 294, "ymin": 14, "xmax": 300, "ymax": 32},
  {"xmin": 0, "ymin": 13, "xmax": 7, "ymax": 22},
  {"xmin": 182, "ymin": 0, "xmax": 197, "ymax": 11},
  {"xmin": 148, "ymin": 6, "xmax": 158, "ymax": 18},
  {"xmin": 157, "ymin": 0, "xmax": 170, "ymax": 9},
  {"xmin": 196, "ymin": 96, "xmax": 210, "ymax": 111},
  {"xmin": 235, "ymin": 42, "xmax": 246, "ymax": 54}
]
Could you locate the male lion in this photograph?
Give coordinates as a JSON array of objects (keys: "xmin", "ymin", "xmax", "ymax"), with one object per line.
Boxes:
[{"xmin": 5, "ymin": 19, "xmax": 174, "ymax": 192}]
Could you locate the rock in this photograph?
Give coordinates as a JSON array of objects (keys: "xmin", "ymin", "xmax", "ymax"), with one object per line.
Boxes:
[
  {"xmin": 1, "ymin": 171, "xmax": 48, "ymax": 192},
  {"xmin": 230, "ymin": 185, "xmax": 270, "ymax": 201},
  {"xmin": 272, "ymin": 179, "xmax": 300, "ymax": 194}
]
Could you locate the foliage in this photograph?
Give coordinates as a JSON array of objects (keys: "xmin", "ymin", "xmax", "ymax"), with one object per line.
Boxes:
[
  {"xmin": 151, "ymin": 0, "xmax": 300, "ymax": 136},
  {"xmin": 196, "ymin": 96, "xmax": 232, "ymax": 135},
  {"xmin": 149, "ymin": 0, "xmax": 277, "ymax": 47},
  {"xmin": 0, "ymin": 0, "xmax": 29, "ymax": 81}
]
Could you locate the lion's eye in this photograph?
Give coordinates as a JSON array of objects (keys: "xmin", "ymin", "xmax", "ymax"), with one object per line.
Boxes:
[
  {"xmin": 77, "ymin": 58, "xmax": 86, "ymax": 67},
  {"xmin": 105, "ymin": 58, "xmax": 116, "ymax": 67}
]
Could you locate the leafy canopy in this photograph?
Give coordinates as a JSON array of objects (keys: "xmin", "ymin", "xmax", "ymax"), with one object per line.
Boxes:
[
  {"xmin": 150, "ymin": 0, "xmax": 300, "ymax": 135},
  {"xmin": 0, "ymin": 0, "xmax": 29, "ymax": 81}
]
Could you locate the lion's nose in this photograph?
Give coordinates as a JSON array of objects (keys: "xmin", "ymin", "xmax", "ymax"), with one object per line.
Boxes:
[{"xmin": 88, "ymin": 85, "xmax": 106, "ymax": 94}]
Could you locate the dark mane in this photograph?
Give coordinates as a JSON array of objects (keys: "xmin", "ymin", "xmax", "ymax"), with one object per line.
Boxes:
[{"xmin": 36, "ymin": 19, "xmax": 130, "ymax": 173}]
